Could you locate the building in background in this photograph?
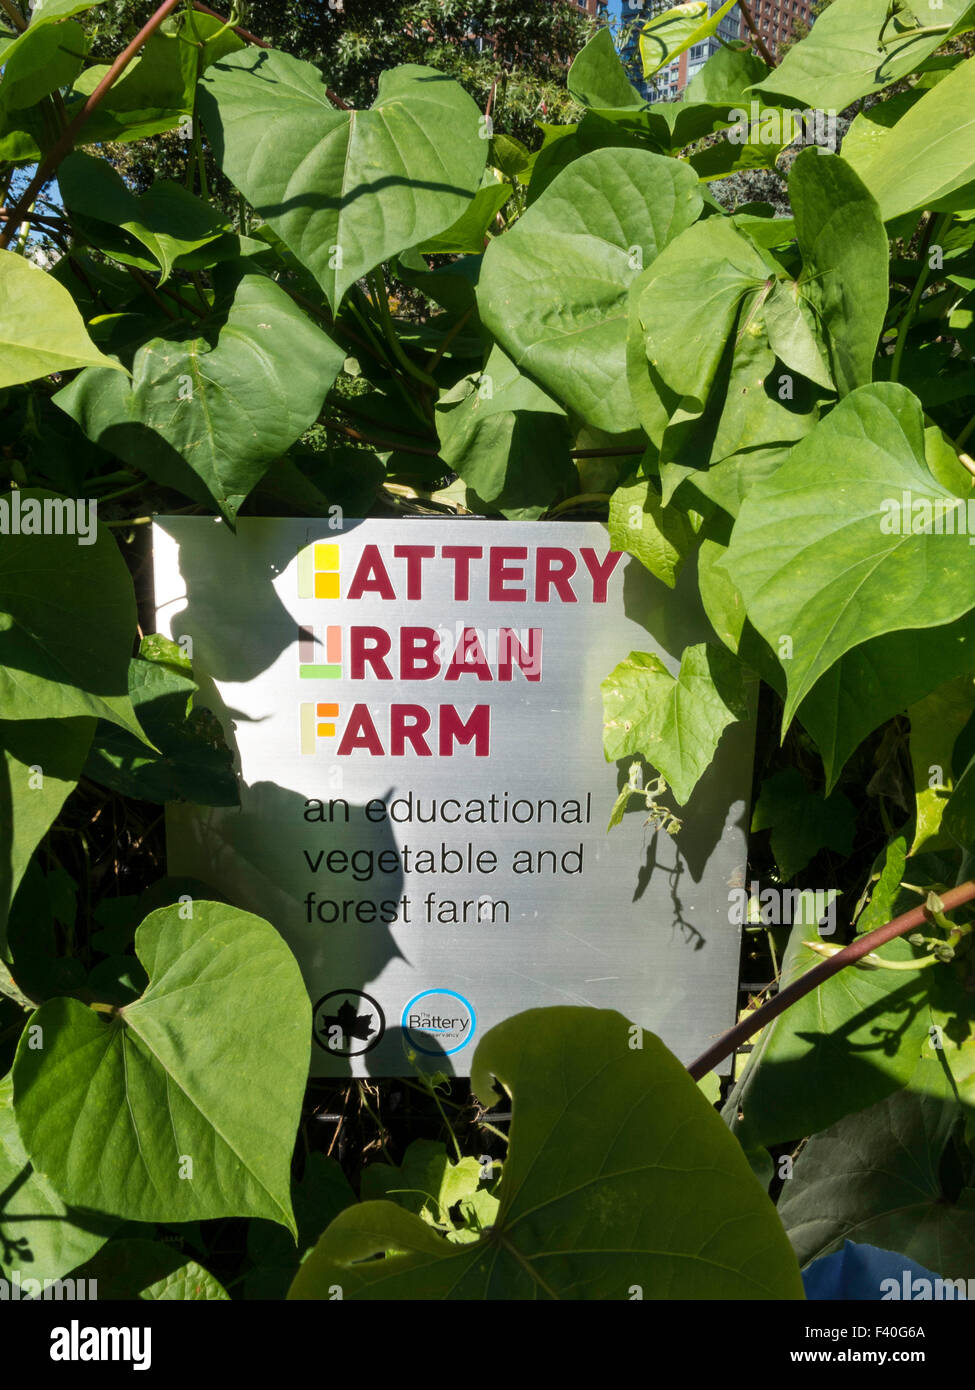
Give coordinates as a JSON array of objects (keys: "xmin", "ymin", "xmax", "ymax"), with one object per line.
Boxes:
[
  {"xmin": 741, "ymin": 0, "xmax": 814, "ymax": 59},
  {"xmin": 620, "ymin": 0, "xmax": 743, "ymax": 102},
  {"xmin": 621, "ymin": 0, "xmax": 815, "ymax": 102}
]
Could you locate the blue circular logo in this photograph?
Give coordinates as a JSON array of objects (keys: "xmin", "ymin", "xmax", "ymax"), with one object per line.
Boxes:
[{"xmin": 402, "ymin": 989, "xmax": 476, "ymax": 1056}]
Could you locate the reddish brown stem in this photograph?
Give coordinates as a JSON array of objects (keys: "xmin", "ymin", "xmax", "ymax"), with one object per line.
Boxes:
[
  {"xmin": 0, "ymin": 0, "xmax": 184, "ymax": 251},
  {"xmin": 191, "ymin": 1, "xmax": 351, "ymax": 109},
  {"xmin": 688, "ymin": 879, "xmax": 975, "ymax": 1081},
  {"xmin": 737, "ymin": 0, "xmax": 777, "ymax": 68}
]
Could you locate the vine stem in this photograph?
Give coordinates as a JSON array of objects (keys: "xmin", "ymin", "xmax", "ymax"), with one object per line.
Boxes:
[
  {"xmin": 0, "ymin": 0, "xmax": 185, "ymax": 251},
  {"xmin": 687, "ymin": 879, "xmax": 975, "ymax": 1081},
  {"xmin": 0, "ymin": 0, "xmax": 26, "ymax": 30},
  {"xmin": 889, "ymin": 212, "xmax": 948, "ymax": 384},
  {"xmin": 737, "ymin": 1, "xmax": 777, "ymax": 68}
]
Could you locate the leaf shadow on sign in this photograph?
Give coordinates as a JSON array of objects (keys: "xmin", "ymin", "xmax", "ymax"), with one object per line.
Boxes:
[{"xmin": 167, "ymin": 776, "xmax": 411, "ymax": 1080}]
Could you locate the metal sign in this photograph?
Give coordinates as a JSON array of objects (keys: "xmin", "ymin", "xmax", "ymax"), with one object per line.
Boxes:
[{"xmin": 153, "ymin": 517, "xmax": 755, "ymax": 1077}]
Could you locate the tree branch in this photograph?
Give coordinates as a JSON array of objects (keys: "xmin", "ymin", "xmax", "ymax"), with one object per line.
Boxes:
[
  {"xmin": 0, "ymin": 0, "xmax": 185, "ymax": 251},
  {"xmin": 687, "ymin": 879, "xmax": 975, "ymax": 1080},
  {"xmin": 737, "ymin": 0, "xmax": 777, "ymax": 68}
]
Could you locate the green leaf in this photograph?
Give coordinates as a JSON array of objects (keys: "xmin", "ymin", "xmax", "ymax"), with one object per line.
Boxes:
[
  {"xmin": 843, "ymin": 54, "xmax": 975, "ymax": 220},
  {"xmin": 789, "ymin": 151, "xmax": 888, "ymax": 396},
  {"xmin": 0, "ymin": 717, "xmax": 94, "ymax": 954},
  {"xmin": 479, "ymin": 147, "xmax": 702, "ymax": 432},
  {"xmin": 728, "ymin": 928, "xmax": 934, "ymax": 1151},
  {"xmin": 721, "ymin": 383, "xmax": 975, "ymax": 730},
  {"xmin": 636, "ymin": 217, "xmax": 770, "ymax": 414},
  {"xmin": 908, "ymin": 676, "xmax": 975, "ymax": 854},
  {"xmin": 639, "ymin": 1, "xmax": 739, "ymax": 79},
  {"xmin": 778, "ymin": 1060, "xmax": 975, "ymax": 1275},
  {"xmin": 751, "ymin": 769, "xmax": 856, "ymax": 881},
  {"xmin": 417, "ymin": 179, "xmax": 511, "ymax": 255},
  {"xmin": 0, "ymin": 18, "xmax": 88, "ymax": 111},
  {"xmin": 199, "ymin": 51, "xmax": 486, "ymax": 309},
  {"xmin": 608, "ymin": 473, "xmax": 702, "ymax": 589},
  {"xmin": 684, "ymin": 43, "xmax": 769, "ymax": 105},
  {"xmin": 71, "ymin": 1238, "xmax": 229, "ymax": 1300},
  {"xmin": 60, "ymin": 154, "xmax": 228, "ymax": 284},
  {"xmin": 12, "ymin": 901, "xmax": 310, "ymax": 1233},
  {"xmin": 0, "ymin": 251, "xmax": 126, "ymax": 387},
  {"xmin": 568, "ymin": 26, "xmax": 645, "ymax": 110},
  {"xmin": 0, "ymin": 1071, "xmax": 114, "ymax": 1283},
  {"xmin": 756, "ymin": 0, "xmax": 975, "ymax": 114},
  {"xmin": 56, "ymin": 272, "xmax": 345, "ymax": 521},
  {"xmin": 360, "ymin": 1139, "xmax": 487, "ymax": 1233},
  {"xmin": 856, "ymin": 835, "xmax": 908, "ymax": 935},
  {"xmin": 0, "ymin": 490, "xmax": 145, "ymax": 740},
  {"xmin": 290, "ymin": 1007, "xmax": 803, "ymax": 1299},
  {"xmin": 435, "ymin": 344, "xmax": 573, "ymax": 519},
  {"xmin": 82, "ymin": 640, "xmax": 239, "ymax": 807},
  {"xmin": 601, "ymin": 644, "xmax": 750, "ymax": 805},
  {"xmin": 761, "ymin": 280, "xmax": 833, "ymax": 392}
]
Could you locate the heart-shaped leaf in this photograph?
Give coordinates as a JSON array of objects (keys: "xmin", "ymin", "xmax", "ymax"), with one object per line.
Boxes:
[
  {"xmin": 0, "ymin": 251, "xmax": 126, "ymax": 388},
  {"xmin": 56, "ymin": 273, "xmax": 345, "ymax": 521},
  {"xmin": 199, "ymin": 50, "xmax": 487, "ymax": 309},
  {"xmin": 12, "ymin": 901, "xmax": 311, "ymax": 1234},
  {"xmin": 479, "ymin": 147, "xmax": 702, "ymax": 432}
]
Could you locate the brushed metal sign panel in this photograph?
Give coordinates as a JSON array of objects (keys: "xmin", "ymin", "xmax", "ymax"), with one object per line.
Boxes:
[{"xmin": 153, "ymin": 517, "xmax": 755, "ymax": 1077}]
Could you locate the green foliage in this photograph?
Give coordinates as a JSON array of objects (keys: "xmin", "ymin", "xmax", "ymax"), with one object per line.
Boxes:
[
  {"xmin": 290, "ymin": 1009, "xmax": 804, "ymax": 1300},
  {"xmin": 0, "ymin": 0, "xmax": 973, "ymax": 1303}
]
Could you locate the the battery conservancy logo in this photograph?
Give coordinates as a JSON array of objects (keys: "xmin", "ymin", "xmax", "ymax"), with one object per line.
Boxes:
[{"xmin": 402, "ymin": 989, "xmax": 476, "ymax": 1056}]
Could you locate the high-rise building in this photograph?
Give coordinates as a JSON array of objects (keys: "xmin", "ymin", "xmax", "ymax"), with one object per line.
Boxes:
[
  {"xmin": 620, "ymin": 0, "xmax": 743, "ymax": 103},
  {"xmin": 557, "ymin": 0, "xmax": 609, "ymax": 17},
  {"xmin": 740, "ymin": 0, "xmax": 814, "ymax": 61}
]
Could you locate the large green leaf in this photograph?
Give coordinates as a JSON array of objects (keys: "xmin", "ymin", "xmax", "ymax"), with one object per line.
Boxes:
[
  {"xmin": 479, "ymin": 147, "xmax": 702, "ymax": 432},
  {"xmin": 0, "ymin": 717, "xmax": 94, "ymax": 955},
  {"xmin": 0, "ymin": 1072, "xmax": 114, "ymax": 1283},
  {"xmin": 12, "ymin": 902, "xmax": 310, "ymax": 1233},
  {"xmin": 568, "ymin": 26, "xmax": 645, "ymax": 110},
  {"xmin": 56, "ymin": 273, "xmax": 344, "ymax": 521},
  {"xmin": 721, "ymin": 383, "xmax": 975, "ymax": 730},
  {"xmin": 789, "ymin": 150, "xmax": 888, "ymax": 397},
  {"xmin": 728, "ymin": 928, "xmax": 935, "ymax": 1152},
  {"xmin": 636, "ymin": 217, "xmax": 770, "ymax": 414},
  {"xmin": 0, "ymin": 491, "xmax": 144, "ymax": 739},
  {"xmin": 778, "ymin": 1060, "xmax": 975, "ymax": 1275},
  {"xmin": 290, "ymin": 1008, "xmax": 803, "ymax": 1299},
  {"xmin": 0, "ymin": 17, "xmax": 88, "ymax": 111},
  {"xmin": 639, "ymin": 1, "xmax": 738, "ymax": 79},
  {"xmin": 435, "ymin": 344, "xmax": 573, "ymax": 518},
  {"xmin": 0, "ymin": 251, "xmax": 126, "ymax": 388},
  {"xmin": 842, "ymin": 55, "xmax": 975, "ymax": 220},
  {"xmin": 756, "ymin": 0, "xmax": 975, "ymax": 113},
  {"xmin": 700, "ymin": 538, "xmax": 975, "ymax": 791},
  {"xmin": 82, "ymin": 638, "xmax": 239, "ymax": 807},
  {"xmin": 60, "ymin": 153, "xmax": 229, "ymax": 284},
  {"xmin": 199, "ymin": 51, "xmax": 486, "ymax": 309},
  {"xmin": 601, "ymin": 644, "xmax": 750, "ymax": 805}
]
